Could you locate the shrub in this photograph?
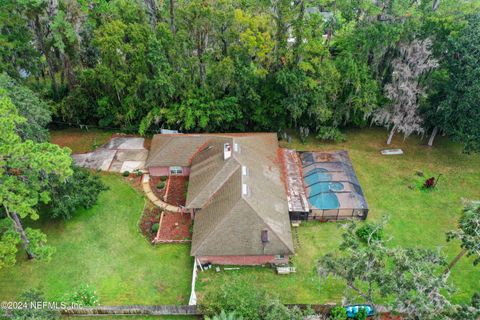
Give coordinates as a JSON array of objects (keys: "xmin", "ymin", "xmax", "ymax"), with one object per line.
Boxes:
[
  {"xmin": 156, "ymin": 181, "xmax": 165, "ymax": 189},
  {"xmin": 355, "ymin": 308, "xmax": 367, "ymax": 320},
  {"xmin": 317, "ymin": 126, "xmax": 346, "ymax": 142},
  {"xmin": 329, "ymin": 306, "xmax": 347, "ymax": 320},
  {"xmin": 122, "ymin": 171, "xmax": 130, "ymax": 177},
  {"xmin": 46, "ymin": 166, "xmax": 108, "ymax": 220},
  {"xmin": 133, "ymin": 169, "xmax": 143, "ymax": 177},
  {"xmin": 200, "ymin": 277, "xmax": 310, "ymax": 320},
  {"xmin": 65, "ymin": 284, "xmax": 99, "ymax": 306},
  {"xmin": 151, "ymin": 223, "xmax": 159, "ymax": 233},
  {"xmin": 200, "ymin": 277, "xmax": 268, "ymax": 320},
  {"xmin": 299, "ymin": 126, "xmax": 310, "ymax": 143},
  {"xmin": 160, "ymin": 176, "xmax": 168, "ymax": 182},
  {"xmin": 356, "ymin": 223, "xmax": 384, "ymax": 244},
  {"xmin": 261, "ymin": 299, "xmax": 304, "ymax": 320},
  {"xmin": 206, "ymin": 310, "xmax": 243, "ymax": 320}
]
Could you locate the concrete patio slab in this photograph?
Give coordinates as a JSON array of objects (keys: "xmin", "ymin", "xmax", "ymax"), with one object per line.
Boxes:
[
  {"xmin": 115, "ymin": 149, "xmax": 149, "ymax": 161},
  {"xmin": 103, "ymin": 137, "xmax": 145, "ymax": 150},
  {"xmin": 72, "ymin": 137, "xmax": 147, "ymax": 172},
  {"xmin": 120, "ymin": 160, "xmax": 145, "ymax": 172}
]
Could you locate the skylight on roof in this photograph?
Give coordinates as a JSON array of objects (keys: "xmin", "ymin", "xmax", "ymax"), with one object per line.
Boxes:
[
  {"xmin": 234, "ymin": 143, "xmax": 240, "ymax": 152},
  {"xmin": 242, "ymin": 165, "xmax": 249, "ymax": 176},
  {"xmin": 242, "ymin": 183, "xmax": 250, "ymax": 196}
]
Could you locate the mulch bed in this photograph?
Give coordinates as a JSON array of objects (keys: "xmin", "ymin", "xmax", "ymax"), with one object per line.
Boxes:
[
  {"xmin": 380, "ymin": 313, "xmax": 402, "ymax": 320},
  {"xmin": 139, "ymin": 206, "xmax": 162, "ymax": 242},
  {"xmin": 150, "ymin": 176, "xmax": 167, "ymax": 200},
  {"xmin": 164, "ymin": 176, "xmax": 188, "ymax": 207},
  {"xmin": 156, "ymin": 211, "xmax": 192, "ymax": 241}
]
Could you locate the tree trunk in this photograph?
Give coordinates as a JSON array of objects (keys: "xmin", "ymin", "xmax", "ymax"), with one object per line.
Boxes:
[
  {"xmin": 197, "ymin": 32, "xmax": 208, "ymax": 86},
  {"xmin": 10, "ymin": 212, "xmax": 35, "ymax": 260},
  {"xmin": 169, "ymin": 0, "xmax": 176, "ymax": 35},
  {"xmin": 386, "ymin": 125, "xmax": 397, "ymax": 145},
  {"xmin": 432, "ymin": 0, "xmax": 440, "ymax": 11},
  {"xmin": 144, "ymin": 0, "xmax": 158, "ymax": 29},
  {"xmin": 428, "ymin": 126, "xmax": 438, "ymax": 147},
  {"xmin": 293, "ymin": 0, "xmax": 304, "ymax": 64},
  {"xmin": 444, "ymin": 248, "xmax": 467, "ymax": 274},
  {"xmin": 34, "ymin": 15, "xmax": 58, "ymax": 98}
]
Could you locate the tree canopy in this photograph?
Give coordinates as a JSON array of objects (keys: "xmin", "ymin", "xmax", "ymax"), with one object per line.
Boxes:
[{"xmin": 1, "ymin": 0, "xmax": 479, "ymax": 149}]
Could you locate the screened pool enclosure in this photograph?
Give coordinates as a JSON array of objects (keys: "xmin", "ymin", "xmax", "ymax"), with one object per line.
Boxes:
[{"xmin": 294, "ymin": 151, "xmax": 368, "ymax": 221}]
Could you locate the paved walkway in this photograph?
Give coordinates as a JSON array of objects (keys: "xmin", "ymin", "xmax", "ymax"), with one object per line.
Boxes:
[{"xmin": 142, "ymin": 174, "xmax": 181, "ymax": 212}]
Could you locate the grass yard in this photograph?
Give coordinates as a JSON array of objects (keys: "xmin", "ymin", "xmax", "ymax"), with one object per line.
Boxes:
[
  {"xmin": 197, "ymin": 128, "xmax": 480, "ymax": 304},
  {"xmin": 64, "ymin": 317, "xmax": 199, "ymax": 320},
  {"xmin": 0, "ymin": 174, "xmax": 192, "ymax": 305},
  {"xmin": 50, "ymin": 128, "xmax": 114, "ymax": 153}
]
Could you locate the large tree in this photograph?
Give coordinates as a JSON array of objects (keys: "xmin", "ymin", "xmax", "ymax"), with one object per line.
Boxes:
[
  {"xmin": 445, "ymin": 201, "xmax": 480, "ymax": 273},
  {"xmin": 319, "ymin": 219, "xmax": 454, "ymax": 320},
  {"xmin": 373, "ymin": 39, "xmax": 438, "ymax": 145},
  {"xmin": 0, "ymin": 90, "xmax": 72, "ymax": 262},
  {"xmin": 435, "ymin": 14, "xmax": 480, "ymax": 153},
  {"xmin": 0, "ymin": 73, "xmax": 51, "ymax": 142}
]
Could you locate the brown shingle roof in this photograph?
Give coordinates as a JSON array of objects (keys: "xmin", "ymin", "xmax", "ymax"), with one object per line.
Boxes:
[
  {"xmin": 147, "ymin": 132, "xmax": 294, "ymax": 257},
  {"xmin": 190, "ymin": 133, "xmax": 294, "ymax": 256},
  {"xmin": 146, "ymin": 135, "xmax": 210, "ymax": 167},
  {"xmin": 186, "ymin": 137, "xmax": 240, "ymax": 209}
]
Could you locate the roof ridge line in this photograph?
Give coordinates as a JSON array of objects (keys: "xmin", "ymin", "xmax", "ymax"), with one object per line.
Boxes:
[
  {"xmin": 187, "ymin": 156, "xmax": 241, "ymax": 208},
  {"xmin": 191, "ymin": 168, "xmax": 242, "ymax": 256}
]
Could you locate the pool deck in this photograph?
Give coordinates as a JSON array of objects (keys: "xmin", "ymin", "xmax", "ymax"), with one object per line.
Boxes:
[{"xmin": 281, "ymin": 149, "xmax": 310, "ymax": 213}]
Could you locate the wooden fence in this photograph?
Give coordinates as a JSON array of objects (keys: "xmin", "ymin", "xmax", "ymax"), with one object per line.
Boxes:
[{"xmin": 60, "ymin": 305, "xmax": 200, "ymax": 316}]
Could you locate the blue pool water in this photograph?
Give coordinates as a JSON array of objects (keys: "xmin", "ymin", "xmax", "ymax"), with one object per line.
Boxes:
[
  {"xmin": 309, "ymin": 193, "xmax": 340, "ymax": 209},
  {"xmin": 305, "ymin": 171, "xmax": 345, "ymax": 209},
  {"xmin": 304, "ymin": 168, "xmax": 332, "ymax": 185}
]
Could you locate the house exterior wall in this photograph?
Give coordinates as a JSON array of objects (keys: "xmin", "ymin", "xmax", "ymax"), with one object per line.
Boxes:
[
  {"xmin": 149, "ymin": 166, "xmax": 191, "ymax": 177},
  {"xmin": 196, "ymin": 255, "xmax": 289, "ymax": 266}
]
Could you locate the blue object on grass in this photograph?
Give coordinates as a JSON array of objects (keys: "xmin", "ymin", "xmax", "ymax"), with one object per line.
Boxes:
[{"xmin": 345, "ymin": 304, "xmax": 375, "ymax": 318}]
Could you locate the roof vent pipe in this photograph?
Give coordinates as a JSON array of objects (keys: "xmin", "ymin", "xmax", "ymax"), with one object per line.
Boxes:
[
  {"xmin": 261, "ymin": 229, "xmax": 269, "ymax": 243},
  {"xmin": 224, "ymin": 143, "xmax": 232, "ymax": 160}
]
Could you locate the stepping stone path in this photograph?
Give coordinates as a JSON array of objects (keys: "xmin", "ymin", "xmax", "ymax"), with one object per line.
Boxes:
[{"xmin": 142, "ymin": 174, "xmax": 181, "ymax": 213}]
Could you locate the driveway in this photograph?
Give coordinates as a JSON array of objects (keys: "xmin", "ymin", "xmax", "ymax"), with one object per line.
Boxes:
[{"xmin": 72, "ymin": 137, "xmax": 149, "ymax": 172}]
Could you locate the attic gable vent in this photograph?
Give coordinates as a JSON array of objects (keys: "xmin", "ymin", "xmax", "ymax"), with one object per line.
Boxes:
[
  {"xmin": 224, "ymin": 143, "xmax": 232, "ymax": 160},
  {"xmin": 242, "ymin": 183, "xmax": 250, "ymax": 196},
  {"xmin": 261, "ymin": 229, "xmax": 269, "ymax": 243}
]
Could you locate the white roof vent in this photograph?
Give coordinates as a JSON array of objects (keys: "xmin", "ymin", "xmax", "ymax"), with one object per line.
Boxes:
[
  {"xmin": 242, "ymin": 165, "xmax": 248, "ymax": 176},
  {"xmin": 242, "ymin": 183, "xmax": 249, "ymax": 196},
  {"xmin": 224, "ymin": 143, "xmax": 232, "ymax": 160},
  {"xmin": 233, "ymin": 143, "xmax": 240, "ymax": 152}
]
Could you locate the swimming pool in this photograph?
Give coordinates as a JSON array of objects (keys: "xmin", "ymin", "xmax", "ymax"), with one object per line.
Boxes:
[
  {"xmin": 309, "ymin": 193, "xmax": 340, "ymax": 209},
  {"xmin": 304, "ymin": 168, "xmax": 332, "ymax": 186},
  {"xmin": 307, "ymin": 181, "xmax": 344, "ymax": 209}
]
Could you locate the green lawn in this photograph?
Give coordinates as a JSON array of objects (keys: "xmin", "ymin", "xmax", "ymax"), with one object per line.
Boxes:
[
  {"xmin": 50, "ymin": 128, "xmax": 114, "ymax": 154},
  {"xmin": 197, "ymin": 128, "xmax": 480, "ymax": 304},
  {"xmin": 64, "ymin": 317, "xmax": 199, "ymax": 320},
  {"xmin": 0, "ymin": 174, "xmax": 192, "ymax": 305}
]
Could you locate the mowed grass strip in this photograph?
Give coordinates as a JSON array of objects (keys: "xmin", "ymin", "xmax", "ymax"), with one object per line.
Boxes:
[
  {"xmin": 198, "ymin": 128, "xmax": 480, "ymax": 304},
  {"xmin": 0, "ymin": 174, "xmax": 192, "ymax": 305}
]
